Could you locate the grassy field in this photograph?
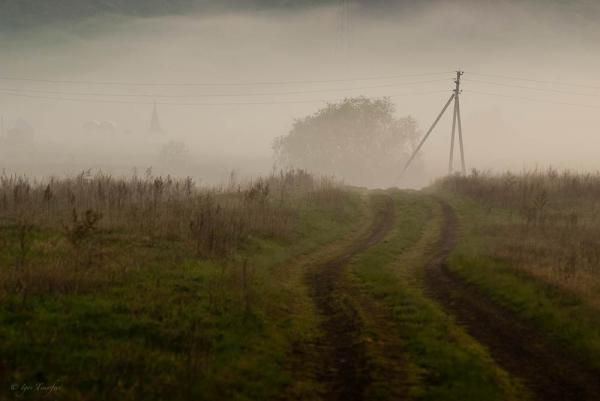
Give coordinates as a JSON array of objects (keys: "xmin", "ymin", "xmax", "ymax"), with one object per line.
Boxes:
[
  {"xmin": 0, "ymin": 170, "xmax": 367, "ymax": 400},
  {"xmin": 2, "ymin": 169, "xmax": 600, "ymax": 400},
  {"xmin": 434, "ymin": 171, "xmax": 600, "ymax": 374}
]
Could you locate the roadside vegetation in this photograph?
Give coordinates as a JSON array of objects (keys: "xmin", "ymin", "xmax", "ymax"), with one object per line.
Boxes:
[
  {"xmin": 4, "ymin": 167, "xmax": 600, "ymax": 400},
  {"xmin": 0, "ymin": 169, "xmax": 363, "ymax": 400},
  {"xmin": 434, "ymin": 169, "xmax": 600, "ymax": 373}
]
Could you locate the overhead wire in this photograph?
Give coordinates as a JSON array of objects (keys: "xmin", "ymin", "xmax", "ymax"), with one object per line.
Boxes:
[
  {"xmin": 0, "ymin": 78, "xmax": 450, "ymax": 99},
  {"xmin": 461, "ymin": 72, "xmax": 600, "ymax": 109},
  {"xmin": 462, "ymin": 78, "xmax": 600, "ymax": 97},
  {"xmin": 0, "ymin": 71, "xmax": 454, "ymax": 87},
  {"xmin": 0, "ymin": 89, "xmax": 451, "ymax": 106},
  {"xmin": 467, "ymin": 71, "xmax": 600, "ymax": 90},
  {"xmin": 463, "ymin": 90, "xmax": 600, "ymax": 109},
  {"xmin": 463, "ymin": 79, "xmax": 600, "ymax": 96},
  {"xmin": 8, "ymin": 69, "xmax": 600, "ymax": 110}
]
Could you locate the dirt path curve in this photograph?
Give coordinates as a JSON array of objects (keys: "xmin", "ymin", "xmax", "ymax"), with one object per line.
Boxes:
[
  {"xmin": 302, "ymin": 195, "xmax": 397, "ymax": 401},
  {"xmin": 425, "ymin": 199, "xmax": 600, "ymax": 401}
]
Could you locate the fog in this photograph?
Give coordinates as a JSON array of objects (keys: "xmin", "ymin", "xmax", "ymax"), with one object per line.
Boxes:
[{"xmin": 1, "ymin": 0, "xmax": 600, "ymax": 187}]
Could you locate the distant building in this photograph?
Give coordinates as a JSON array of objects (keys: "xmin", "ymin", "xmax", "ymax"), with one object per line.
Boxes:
[
  {"xmin": 83, "ymin": 120, "xmax": 102, "ymax": 132},
  {"xmin": 99, "ymin": 120, "xmax": 117, "ymax": 133},
  {"xmin": 158, "ymin": 140, "xmax": 189, "ymax": 165},
  {"xmin": 82, "ymin": 120, "xmax": 118, "ymax": 135}
]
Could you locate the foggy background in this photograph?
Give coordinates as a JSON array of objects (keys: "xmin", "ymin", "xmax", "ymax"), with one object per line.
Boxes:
[{"xmin": 1, "ymin": 0, "xmax": 600, "ymax": 187}]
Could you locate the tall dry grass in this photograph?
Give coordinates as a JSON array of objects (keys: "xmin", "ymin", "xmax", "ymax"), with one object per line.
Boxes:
[
  {"xmin": 436, "ymin": 168, "xmax": 600, "ymax": 309},
  {"xmin": 0, "ymin": 169, "xmax": 345, "ymax": 298}
]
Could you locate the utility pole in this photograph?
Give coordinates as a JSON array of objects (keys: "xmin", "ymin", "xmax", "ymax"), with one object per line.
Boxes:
[
  {"xmin": 449, "ymin": 70, "xmax": 464, "ymax": 174},
  {"xmin": 456, "ymin": 88, "xmax": 466, "ymax": 174},
  {"xmin": 400, "ymin": 70, "xmax": 466, "ymax": 178}
]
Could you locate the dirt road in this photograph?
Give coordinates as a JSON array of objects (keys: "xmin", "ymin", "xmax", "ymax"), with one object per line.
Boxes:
[
  {"xmin": 303, "ymin": 195, "xmax": 399, "ymax": 401},
  {"xmin": 424, "ymin": 200, "xmax": 600, "ymax": 401},
  {"xmin": 280, "ymin": 194, "xmax": 600, "ymax": 401}
]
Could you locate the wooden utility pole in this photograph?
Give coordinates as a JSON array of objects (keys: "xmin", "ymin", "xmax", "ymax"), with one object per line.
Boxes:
[
  {"xmin": 456, "ymin": 88, "xmax": 466, "ymax": 174},
  {"xmin": 401, "ymin": 70, "xmax": 466, "ymax": 177},
  {"xmin": 449, "ymin": 70, "xmax": 465, "ymax": 174}
]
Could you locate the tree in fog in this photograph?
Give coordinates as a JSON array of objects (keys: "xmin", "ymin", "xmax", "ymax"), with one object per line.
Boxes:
[
  {"xmin": 158, "ymin": 141, "xmax": 190, "ymax": 165},
  {"xmin": 274, "ymin": 97, "xmax": 421, "ymax": 187}
]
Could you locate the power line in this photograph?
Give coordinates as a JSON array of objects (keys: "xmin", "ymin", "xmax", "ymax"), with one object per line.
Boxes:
[
  {"xmin": 464, "ymin": 90, "xmax": 600, "ymax": 109},
  {"xmin": 0, "ymin": 71, "xmax": 454, "ymax": 87},
  {"xmin": 463, "ymin": 78, "xmax": 600, "ymax": 97},
  {"xmin": 402, "ymin": 71, "xmax": 466, "ymax": 177},
  {"xmin": 467, "ymin": 71, "xmax": 600, "ymax": 90},
  {"xmin": 0, "ymin": 89, "xmax": 450, "ymax": 106},
  {"xmin": 0, "ymin": 90, "xmax": 321, "ymax": 106},
  {"xmin": 0, "ymin": 78, "xmax": 450, "ymax": 99}
]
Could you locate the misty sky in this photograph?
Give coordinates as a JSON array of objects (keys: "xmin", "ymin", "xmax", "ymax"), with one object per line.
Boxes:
[{"xmin": 1, "ymin": 0, "xmax": 600, "ymax": 186}]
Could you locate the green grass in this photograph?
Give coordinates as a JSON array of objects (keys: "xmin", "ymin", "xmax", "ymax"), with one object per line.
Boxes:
[
  {"xmin": 0, "ymin": 191, "xmax": 367, "ymax": 401},
  {"xmin": 440, "ymin": 192, "xmax": 600, "ymax": 373},
  {"xmin": 349, "ymin": 191, "xmax": 528, "ymax": 401},
  {"xmin": 9, "ymin": 185, "xmax": 596, "ymax": 401}
]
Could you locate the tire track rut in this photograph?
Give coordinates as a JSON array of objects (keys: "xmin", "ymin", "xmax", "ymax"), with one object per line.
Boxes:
[
  {"xmin": 425, "ymin": 199, "xmax": 600, "ymax": 401},
  {"xmin": 304, "ymin": 195, "xmax": 396, "ymax": 401}
]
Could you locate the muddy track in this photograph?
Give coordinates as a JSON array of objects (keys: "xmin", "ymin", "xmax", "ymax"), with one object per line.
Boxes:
[
  {"xmin": 425, "ymin": 199, "xmax": 600, "ymax": 401},
  {"xmin": 303, "ymin": 196, "xmax": 396, "ymax": 401}
]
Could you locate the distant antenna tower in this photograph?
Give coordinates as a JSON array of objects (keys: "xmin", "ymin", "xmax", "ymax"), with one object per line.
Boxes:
[
  {"xmin": 150, "ymin": 101, "xmax": 164, "ymax": 135},
  {"xmin": 401, "ymin": 70, "xmax": 467, "ymax": 177},
  {"xmin": 337, "ymin": 0, "xmax": 353, "ymax": 58}
]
